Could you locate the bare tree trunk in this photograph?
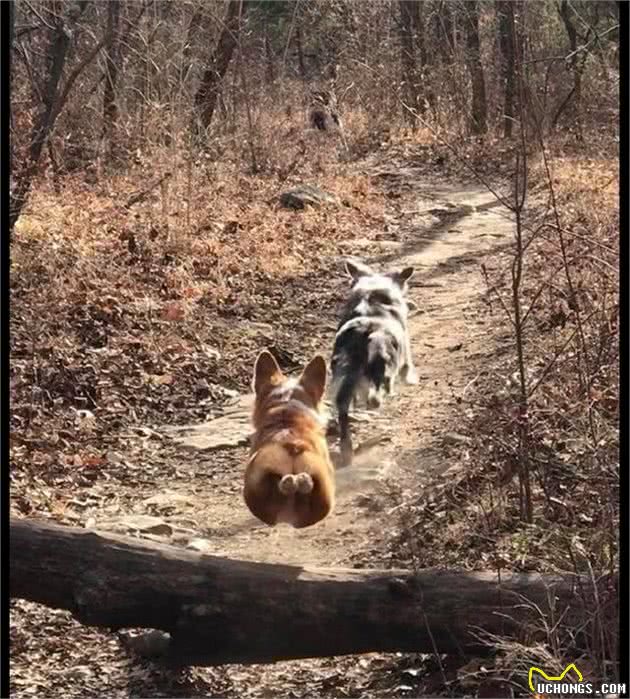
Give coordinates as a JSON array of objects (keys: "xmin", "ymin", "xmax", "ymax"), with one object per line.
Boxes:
[
  {"xmin": 264, "ymin": 28, "xmax": 275, "ymax": 85},
  {"xmin": 416, "ymin": 4, "xmax": 427, "ymax": 69},
  {"xmin": 182, "ymin": 7, "xmax": 203, "ymax": 85},
  {"xmin": 194, "ymin": 0, "xmax": 249, "ymax": 130},
  {"xmin": 556, "ymin": 0, "xmax": 585, "ymax": 138},
  {"xmin": 398, "ymin": 0, "xmax": 424, "ymax": 123},
  {"xmin": 416, "ymin": 2, "xmax": 434, "ymax": 110},
  {"xmin": 103, "ymin": 0, "xmax": 122, "ymax": 160},
  {"xmin": 11, "ymin": 517, "xmax": 613, "ymax": 665},
  {"xmin": 80, "ymin": 4, "xmax": 149, "ymax": 111},
  {"xmin": 496, "ymin": 0, "xmax": 515, "ymax": 138},
  {"xmin": 295, "ymin": 24, "xmax": 307, "ymax": 81},
  {"xmin": 463, "ymin": 0, "xmax": 487, "ymax": 135},
  {"xmin": 8, "ymin": 0, "xmax": 14, "ymax": 57},
  {"xmin": 139, "ymin": 1, "xmax": 150, "ymax": 140},
  {"xmin": 10, "ymin": 2, "xmax": 113, "ymax": 231},
  {"xmin": 235, "ymin": 3, "xmax": 258, "ymax": 173},
  {"xmin": 434, "ymin": 0, "xmax": 454, "ymax": 63},
  {"xmin": 10, "ymin": 7, "xmax": 71, "ymax": 231},
  {"xmin": 8, "ymin": 0, "xmax": 15, "ymax": 150}
]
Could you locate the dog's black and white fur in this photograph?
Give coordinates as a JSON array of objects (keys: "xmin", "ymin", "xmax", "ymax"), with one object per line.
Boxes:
[{"xmin": 331, "ymin": 260, "xmax": 418, "ymax": 465}]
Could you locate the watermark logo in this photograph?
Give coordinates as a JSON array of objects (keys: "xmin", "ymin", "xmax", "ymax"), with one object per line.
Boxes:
[
  {"xmin": 528, "ymin": 663, "xmax": 626, "ymax": 696},
  {"xmin": 528, "ymin": 663, "xmax": 583, "ymax": 693}
]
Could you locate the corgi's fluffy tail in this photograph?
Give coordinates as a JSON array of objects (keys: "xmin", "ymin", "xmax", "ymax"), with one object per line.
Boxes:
[{"xmin": 278, "ymin": 472, "xmax": 314, "ymax": 496}]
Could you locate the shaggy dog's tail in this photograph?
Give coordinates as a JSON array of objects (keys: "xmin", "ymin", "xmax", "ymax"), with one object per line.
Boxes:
[{"xmin": 365, "ymin": 331, "xmax": 392, "ymax": 408}]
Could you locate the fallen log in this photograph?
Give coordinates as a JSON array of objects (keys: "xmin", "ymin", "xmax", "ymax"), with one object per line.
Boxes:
[{"xmin": 10, "ymin": 517, "xmax": 614, "ymax": 666}]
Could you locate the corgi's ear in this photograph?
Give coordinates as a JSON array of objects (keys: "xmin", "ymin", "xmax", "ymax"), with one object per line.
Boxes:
[
  {"xmin": 253, "ymin": 350, "xmax": 283, "ymax": 394},
  {"xmin": 298, "ymin": 355, "xmax": 327, "ymax": 405},
  {"xmin": 345, "ymin": 259, "xmax": 373, "ymax": 282}
]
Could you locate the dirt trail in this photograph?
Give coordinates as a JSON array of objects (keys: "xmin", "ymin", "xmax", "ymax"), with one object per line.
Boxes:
[
  {"xmin": 12, "ymin": 165, "xmax": 517, "ymax": 699},
  {"xmin": 158, "ymin": 175, "xmax": 515, "ymax": 576}
]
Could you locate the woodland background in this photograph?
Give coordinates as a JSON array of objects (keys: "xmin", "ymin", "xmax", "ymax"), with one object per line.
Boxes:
[{"xmin": 10, "ymin": 1, "xmax": 620, "ymax": 697}]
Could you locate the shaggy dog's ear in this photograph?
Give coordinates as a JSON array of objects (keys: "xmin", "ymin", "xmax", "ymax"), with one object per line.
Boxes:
[
  {"xmin": 253, "ymin": 350, "xmax": 284, "ymax": 394},
  {"xmin": 391, "ymin": 266, "xmax": 415, "ymax": 288},
  {"xmin": 345, "ymin": 259, "xmax": 374, "ymax": 282},
  {"xmin": 298, "ymin": 355, "xmax": 327, "ymax": 405}
]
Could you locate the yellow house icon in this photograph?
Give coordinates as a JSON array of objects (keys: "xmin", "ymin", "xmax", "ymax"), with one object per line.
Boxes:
[{"xmin": 528, "ymin": 663, "xmax": 583, "ymax": 692}]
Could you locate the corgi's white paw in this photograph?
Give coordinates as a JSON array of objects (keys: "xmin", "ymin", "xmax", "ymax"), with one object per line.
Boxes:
[
  {"xmin": 295, "ymin": 472, "xmax": 314, "ymax": 494},
  {"xmin": 278, "ymin": 474, "xmax": 297, "ymax": 495}
]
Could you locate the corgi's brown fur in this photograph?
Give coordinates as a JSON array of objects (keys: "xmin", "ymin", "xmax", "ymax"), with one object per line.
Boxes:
[{"xmin": 244, "ymin": 350, "xmax": 335, "ymax": 528}]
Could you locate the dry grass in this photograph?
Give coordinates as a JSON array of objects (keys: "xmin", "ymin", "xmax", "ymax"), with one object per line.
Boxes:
[
  {"xmin": 10, "ymin": 110, "xmax": 390, "ymax": 523},
  {"xmin": 391, "ymin": 144, "xmax": 619, "ymax": 694}
]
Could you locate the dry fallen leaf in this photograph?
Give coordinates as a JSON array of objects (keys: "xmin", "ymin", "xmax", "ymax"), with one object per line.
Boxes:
[{"xmin": 162, "ymin": 302, "xmax": 186, "ymax": 321}]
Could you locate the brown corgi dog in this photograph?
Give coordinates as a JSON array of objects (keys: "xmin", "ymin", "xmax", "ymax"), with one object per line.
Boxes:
[{"xmin": 244, "ymin": 350, "xmax": 335, "ymax": 528}]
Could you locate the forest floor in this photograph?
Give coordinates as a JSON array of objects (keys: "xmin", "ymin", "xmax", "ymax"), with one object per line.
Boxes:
[{"xmin": 9, "ymin": 133, "xmax": 618, "ymax": 698}]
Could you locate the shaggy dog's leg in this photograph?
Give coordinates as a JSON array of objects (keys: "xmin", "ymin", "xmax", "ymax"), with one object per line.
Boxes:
[{"xmin": 401, "ymin": 334, "xmax": 419, "ymax": 385}]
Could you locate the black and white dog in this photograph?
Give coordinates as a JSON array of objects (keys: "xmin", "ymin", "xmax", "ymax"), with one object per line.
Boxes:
[{"xmin": 331, "ymin": 260, "xmax": 418, "ymax": 465}]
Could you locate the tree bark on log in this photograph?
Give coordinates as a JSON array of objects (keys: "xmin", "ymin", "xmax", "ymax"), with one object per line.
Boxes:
[{"xmin": 10, "ymin": 517, "xmax": 614, "ymax": 666}]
